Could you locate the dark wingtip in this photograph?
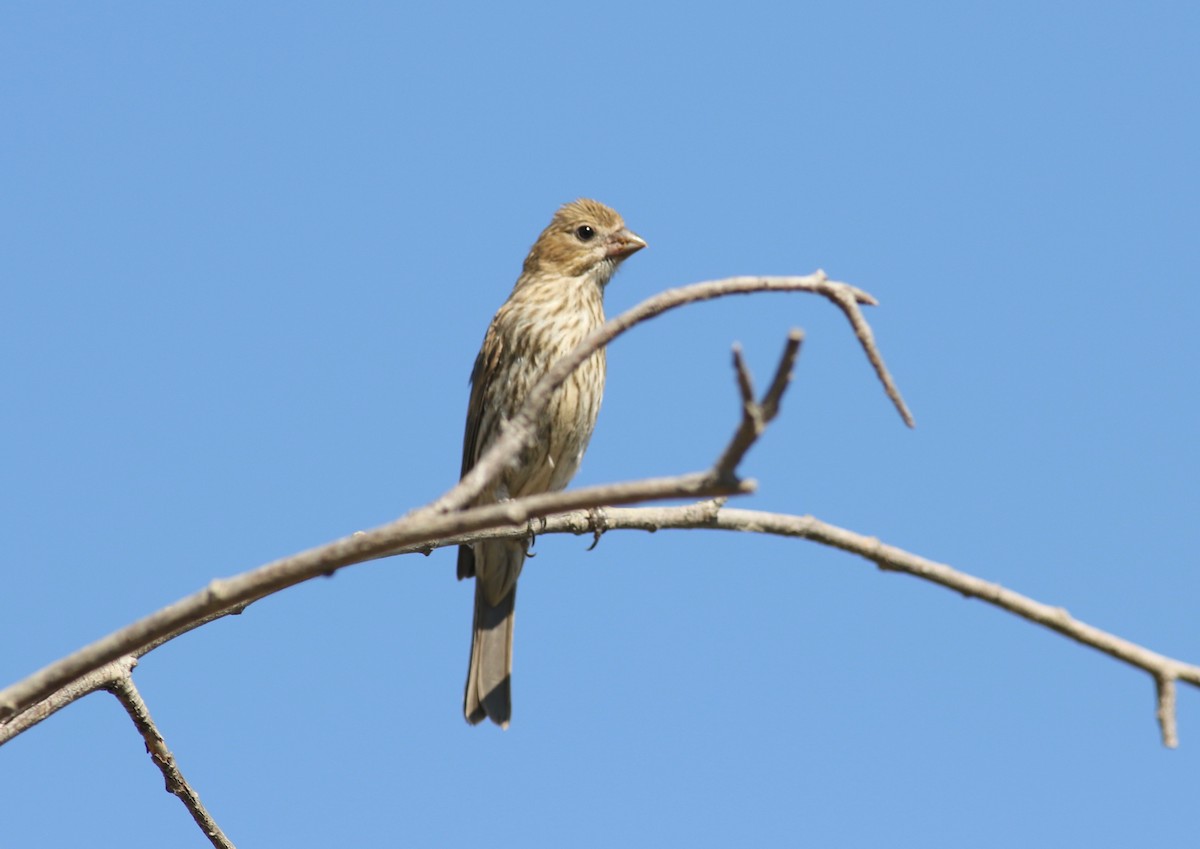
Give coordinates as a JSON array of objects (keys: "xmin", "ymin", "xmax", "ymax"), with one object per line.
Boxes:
[{"xmin": 456, "ymin": 544, "xmax": 475, "ymax": 580}]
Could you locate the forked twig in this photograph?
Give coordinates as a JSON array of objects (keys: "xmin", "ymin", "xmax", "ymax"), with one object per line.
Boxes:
[{"xmin": 715, "ymin": 330, "xmax": 804, "ymax": 481}]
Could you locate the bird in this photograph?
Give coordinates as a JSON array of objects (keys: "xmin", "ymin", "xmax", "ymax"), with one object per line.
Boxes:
[{"xmin": 458, "ymin": 199, "xmax": 646, "ymax": 727}]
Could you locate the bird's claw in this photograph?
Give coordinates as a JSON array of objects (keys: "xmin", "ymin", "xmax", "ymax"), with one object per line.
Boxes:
[
  {"xmin": 586, "ymin": 507, "xmax": 608, "ymax": 552},
  {"xmin": 523, "ymin": 516, "xmax": 547, "ymax": 557}
]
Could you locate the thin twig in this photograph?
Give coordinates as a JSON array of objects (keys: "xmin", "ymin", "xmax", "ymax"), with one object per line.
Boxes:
[
  {"xmin": 1156, "ymin": 676, "xmax": 1178, "ymax": 749},
  {"xmin": 731, "ymin": 343, "xmax": 756, "ymax": 407},
  {"xmin": 827, "ymin": 285, "xmax": 914, "ymax": 427},
  {"xmin": 106, "ymin": 676, "xmax": 235, "ymax": 849},
  {"xmin": 761, "ymin": 328, "xmax": 805, "ymax": 419}
]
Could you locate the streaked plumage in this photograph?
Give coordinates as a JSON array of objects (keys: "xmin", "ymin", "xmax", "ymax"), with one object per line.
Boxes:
[{"xmin": 459, "ymin": 199, "xmax": 645, "ymax": 727}]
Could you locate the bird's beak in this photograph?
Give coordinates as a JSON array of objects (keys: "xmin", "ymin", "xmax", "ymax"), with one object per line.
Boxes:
[{"xmin": 606, "ymin": 228, "xmax": 647, "ymax": 259}]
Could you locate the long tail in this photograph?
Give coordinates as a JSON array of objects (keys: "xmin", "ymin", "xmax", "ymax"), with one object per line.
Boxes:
[{"xmin": 463, "ymin": 542, "xmax": 523, "ymax": 728}]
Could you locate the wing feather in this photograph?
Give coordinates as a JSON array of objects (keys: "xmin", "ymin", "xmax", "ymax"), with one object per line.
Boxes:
[{"xmin": 457, "ymin": 321, "xmax": 504, "ymax": 580}]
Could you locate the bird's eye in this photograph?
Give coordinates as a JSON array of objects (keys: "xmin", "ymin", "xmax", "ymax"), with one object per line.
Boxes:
[{"xmin": 575, "ymin": 225, "xmax": 595, "ymax": 242}]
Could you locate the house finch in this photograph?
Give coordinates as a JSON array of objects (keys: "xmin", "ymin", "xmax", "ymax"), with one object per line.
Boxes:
[{"xmin": 459, "ymin": 199, "xmax": 646, "ymax": 727}]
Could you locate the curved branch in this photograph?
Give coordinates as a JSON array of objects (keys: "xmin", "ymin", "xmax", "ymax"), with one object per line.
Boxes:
[
  {"xmin": 0, "ymin": 477, "xmax": 746, "ymax": 728},
  {"xmin": 428, "ymin": 273, "xmax": 912, "ymax": 516},
  {"xmin": 518, "ymin": 503, "xmax": 1199, "ymax": 748},
  {"xmin": 309, "ymin": 500, "xmax": 1200, "ymax": 748}
]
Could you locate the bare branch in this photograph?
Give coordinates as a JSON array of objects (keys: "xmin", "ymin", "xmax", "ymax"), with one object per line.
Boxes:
[
  {"xmin": 9, "ymin": 498, "xmax": 1194, "ymax": 754},
  {"xmin": 6, "ymin": 293, "xmax": 1186, "ymax": 749},
  {"xmin": 106, "ymin": 676, "xmax": 234, "ymax": 849},
  {"xmin": 352, "ymin": 501, "xmax": 1200, "ymax": 747},
  {"xmin": 0, "ymin": 474, "xmax": 742, "ymax": 727},
  {"xmin": 430, "ymin": 273, "xmax": 911, "ymax": 516},
  {"xmin": 564, "ymin": 503, "xmax": 1199, "ymax": 747}
]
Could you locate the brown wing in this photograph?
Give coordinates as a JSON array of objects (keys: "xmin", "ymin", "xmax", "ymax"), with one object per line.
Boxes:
[{"xmin": 457, "ymin": 322, "xmax": 504, "ymax": 580}]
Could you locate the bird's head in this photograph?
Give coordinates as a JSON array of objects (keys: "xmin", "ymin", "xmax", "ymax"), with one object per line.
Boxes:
[{"xmin": 522, "ymin": 198, "xmax": 646, "ymax": 285}]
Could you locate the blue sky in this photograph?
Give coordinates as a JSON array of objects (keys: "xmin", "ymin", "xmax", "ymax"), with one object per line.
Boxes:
[{"xmin": 2, "ymin": 3, "xmax": 1197, "ymax": 846}]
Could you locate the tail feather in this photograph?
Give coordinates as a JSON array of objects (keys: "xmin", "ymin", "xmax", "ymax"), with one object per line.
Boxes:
[
  {"xmin": 464, "ymin": 580, "xmax": 516, "ymax": 727},
  {"xmin": 463, "ymin": 539, "xmax": 525, "ymax": 727}
]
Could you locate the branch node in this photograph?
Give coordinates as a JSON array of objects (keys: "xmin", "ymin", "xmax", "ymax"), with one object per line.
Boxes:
[{"xmin": 701, "ymin": 498, "xmax": 727, "ymax": 522}]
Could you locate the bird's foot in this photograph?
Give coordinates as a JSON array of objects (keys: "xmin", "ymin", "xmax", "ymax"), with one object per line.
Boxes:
[
  {"xmin": 586, "ymin": 507, "xmax": 609, "ymax": 552},
  {"xmin": 523, "ymin": 516, "xmax": 547, "ymax": 557}
]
